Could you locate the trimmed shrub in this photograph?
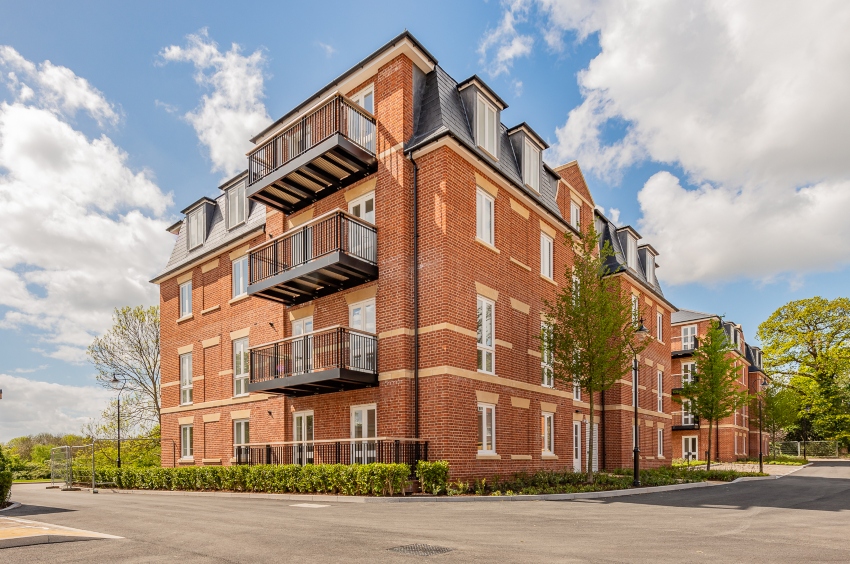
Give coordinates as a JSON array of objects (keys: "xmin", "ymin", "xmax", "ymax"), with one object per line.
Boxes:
[
  {"xmin": 0, "ymin": 471, "xmax": 12, "ymax": 504},
  {"xmin": 416, "ymin": 460, "xmax": 449, "ymax": 495}
]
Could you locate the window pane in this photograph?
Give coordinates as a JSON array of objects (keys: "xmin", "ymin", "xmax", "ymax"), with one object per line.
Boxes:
[{"xmin": 476, "ymin": 98, "xmax": 485, "ymax": 147}]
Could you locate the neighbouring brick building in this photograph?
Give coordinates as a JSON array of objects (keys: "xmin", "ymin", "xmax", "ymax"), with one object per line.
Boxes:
[
  {"xmin": 152, "ymin": 31, "xmax": 675, "ymax": 479},
  {"xmin": 670, "ymin": 310, "xmax": 767, "ymax": 462}
]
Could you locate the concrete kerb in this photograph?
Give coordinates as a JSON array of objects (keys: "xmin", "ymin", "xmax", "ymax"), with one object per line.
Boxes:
[
  {"xmin": 0, "ymin": 502, "xmax": 22, "ymax": 513},
  {"xmin": 70, "ymin": 480, "xmax": 722, "ymax": 504},
  {"xmin": 730, "ymin": 462, "xmax": 813, "ymax": 483}
]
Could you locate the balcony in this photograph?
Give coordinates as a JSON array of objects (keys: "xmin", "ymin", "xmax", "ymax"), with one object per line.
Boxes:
[
  {"xmin": 248, "ymin": 326, "xmax": 377, "ymax": 396},
  {"xmin": 671, "ymin": 335, "xmax": 698, "ymax": 357},
  {"xmin": 671, "ymin": 373, "xmax": 697, "ymax": 395},
  {"xmin": 248, "ymin": 211, "xmax": 377, "ymax": 305},
  {"xmin": 235, "ymin": 438, "xmax": 428, "ymax": 472},
  {"xmin": 247, "ymin": 94, "xmax": 377, "ymax": 214},
  {"xmin": 672, "ymin": 411, "xmax": 700, "ymax": 431}
]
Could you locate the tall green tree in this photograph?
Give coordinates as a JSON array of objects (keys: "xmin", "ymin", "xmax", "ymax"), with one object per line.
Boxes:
[
  {"xmin": 542, "ymin": 225, "xmax": 648, "ymax": 483},
  {"xmin": 757, "ymin": 297, "xmax": 850, "ymax": 445},
  {"xmin": 676, "ymin": 320, "xmax": 747, "ymax": 470},
  {"xmin": 761, "ymin": 383, "xmax": 800, "ymax": 460},
  {"xmin": 87, "ymin": 306, "xmax": 161, "ymax": 430}
]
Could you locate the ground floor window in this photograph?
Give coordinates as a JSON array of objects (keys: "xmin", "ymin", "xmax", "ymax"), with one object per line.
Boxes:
[
  {"xmin": 351, "ymin": 404, "xmax": 377, "ymax": 464},
  {"xmin": 572, "ymin": 421, "xmax": 581, "ymax": 471},
  {"xmin": 657, "ymin": 428, "xmax": 663, "ymax": 457},
  {"xmin": 233, "ymin": 419, "xmax": 249, "ymax": 458},
  {"xmin": 541, "ymin": 412, "xmax": 554, "ymax": 454},
  {"xmin": 180, "ymin": 424, "xmax": 193, "ymax": 460},
  {"xmin": 478, "ymin": 403, "xmax": 496, "ymax": 454}
]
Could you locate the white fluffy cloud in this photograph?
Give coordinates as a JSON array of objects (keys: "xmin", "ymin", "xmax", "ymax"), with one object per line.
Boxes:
[
  {"xmin": 485, "ymin": 1, "xmax": 850, "ymax": 285},
  {"xmin": 0, "ymin": 374, "xmax": 112, "ymax": 441},
  {"xmin": 478, "ymin": 0, "xmax": 534, "ymax": 77},
  {"xmin": 0, "ymin": 46, "xmax": 174, "ymax": 361},
  {"xmin": 160, "ymin": 30, "xmax": 270, "ymax": 177}
]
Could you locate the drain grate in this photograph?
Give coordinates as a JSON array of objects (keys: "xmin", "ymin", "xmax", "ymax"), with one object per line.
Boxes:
[{"xmin": 388, "ymin": 544, "xmax": 454, "ymax": 557}]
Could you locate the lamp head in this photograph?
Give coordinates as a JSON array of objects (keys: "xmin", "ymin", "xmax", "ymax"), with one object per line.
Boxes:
[{"xmin": 635, "ymin": 318, "xmax": 649, "ymax": 337}]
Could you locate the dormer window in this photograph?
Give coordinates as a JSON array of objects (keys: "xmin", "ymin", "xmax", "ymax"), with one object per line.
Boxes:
[
  {"xmin": 646, "ymin": 255, "xmax": 655, "ymax": 284},
  {"xmin": 476, "ymin": 95, "xmax": 498, "ymax": 158},
  {"xmin": 187, "ymin": 208, "xmax": 205, "ymax": 250},
  {"xmin": 523, "ymin": 140, "xmax": 540, "ymax": 192},
  {"xmin": 227, "ymin": 181, "xmax": 247, "ymax": 229},
  {"xmin": 626, "ymin": 236, "xmax": 637, "ymax": 270}
]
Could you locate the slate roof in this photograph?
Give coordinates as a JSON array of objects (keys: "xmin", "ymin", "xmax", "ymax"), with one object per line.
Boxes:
[
  {"xmin": 407, "ymin": 65, "xmax": 565, "ymax": 226},
  {"xmin": 594, "ymin": 210, "xmax": 670, "ymax": 305},
  {"xmin": 151, "ymin": 178, "xmax": 265, "ymax": 283},
  {"xmin": 671, "ymin": 309, "xmax": 716, "ymax": 324}
]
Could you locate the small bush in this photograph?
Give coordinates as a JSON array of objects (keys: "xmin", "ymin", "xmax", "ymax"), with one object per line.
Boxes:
[
  {"xmin": 416, "ymin": 460, "xmax": 449, "ymax": 495},
  {"xmin": 0, "ymin": 471, "xmax": 12, "ymax": 504}
]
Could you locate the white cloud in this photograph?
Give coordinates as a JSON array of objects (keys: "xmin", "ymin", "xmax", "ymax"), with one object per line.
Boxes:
[
  {"xmin": 0, "ymin": 46, "xmax": 174, "ymax": 361},
  {"xmin": 13, "ymin": 365, "xmax": 48, "ymax": 374},
  {"xmin": 317, "ymin": 41, "xmax": 336, "ymax": 58},
  {"xmin": 160, "ymin": 29, "xmax": 271, "ymax": 177},
  {"xmin": 478, "ymin": 0, "xmax": 534, "ymax": 77},
  {"xmin": 0, "ymin": 373, "xmax": 112, "ymax": 441},
  {"xmin": 489, "ymin": 0, "xmax": 850, "ymax": 284}
]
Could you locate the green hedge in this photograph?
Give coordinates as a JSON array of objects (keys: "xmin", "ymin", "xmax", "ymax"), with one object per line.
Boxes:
[
  {"xmin": 416, "ymin": 460, "xmax": 449, "ymax": 495},
  {"xmin": 78, "ymin": 463, "xmax": 411, "ymax": 496},
  {"xmin": 0, "ymin": 471, "xmax": 12, "ymax": 504}
]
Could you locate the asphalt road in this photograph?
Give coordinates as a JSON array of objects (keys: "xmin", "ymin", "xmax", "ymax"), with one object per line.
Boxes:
[{"xmin": 2, "ymin": 461, "xmax": 849, "ymax": 563}]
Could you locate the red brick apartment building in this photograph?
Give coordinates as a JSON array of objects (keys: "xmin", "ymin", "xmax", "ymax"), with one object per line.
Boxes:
[
  {"xmin": 152, "ymin": 32, "xmax": 676, "ymax": 479},
  {"xmin": 670, "ymin": 310, "xmax": 768, "ymax": 462}
]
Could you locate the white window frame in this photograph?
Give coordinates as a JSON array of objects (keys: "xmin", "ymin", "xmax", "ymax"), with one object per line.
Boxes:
[
  {"xmin": 227, "ymin": 181, "xmax": 247, "ymax": 229},
  {"xmin": 233, "ymin": 419, "xmax": 249, "ymax": 456},
  {"xmin": 631, "ymin": 294, "xmax": 639, "ymax": 323},
  {"xmin": 682, "ymin": 325, "xmax": 697, "ymax": 350},
  {"xmin": 348, "ymin": 191, "xmax": 376, "ymax": 224},
  {"xmin": 572, "ymin": 421, "xmax": 582, "ymax": 471},
  {"xmin": 351, "ymin": 84, "xmax": 374, "ymax": 114},
  {"xmin": 180, "ymin": 424, "xmax": 193, "ymax": 460},
  {"xmin": 541, "ymin": 412, "xmax": 554, "ymax": 454},
  {"xmin": 657, "ymin": 370, "xmax": 664, "ymax": 412},
  {"xmin": 476, "ymin": 94, "xmax": 498, "ymax": 158},
  {"xmin": 476, "ymin": 188, "xmax": 495, "ymax": 246},
  {"xmin": 540, "ymin": 232, "xmax": 554, "ymax": 280},
  {"xmin": 232, "ymin": 255, "xmax": 248, "ymax": 298},
  {"xmin": 179, "ymin": 281, "xmax": 192, "ymax": 319},
  {"xmin": 523, "ymin": 140, "xmax": 540, "ymax": 192},
  {"xmin": 180, "ymin": 352, "xmax": 193, "ymax": 405},
  {"xmin": 477, "ymin": 402, "xmax": 496, "ymax": 454},
  {"xmin": 627, "ymin": 235, "xmax": 637, "ymax": 270},
  {"xmin": 350, "ymin": 403, "xmax": 377, "ymax": 464},
  {"xmin": 573, "ymin": 377, "xmax": 581, "ymax": 401},
  {"xmin": 656, "ymin": 311, "xmax": 663, "ymax": 342},
  {"xmin": 541, "ymin": 322, "xmax": 554, "ymax": 388},
  {"xmin": 233, "ymin": 337, "xmax": 249, "ymax": 397},
  {"xmin": 657, "ymin": 428, "xmax": 664, "ymax": 458},
  {"xmin": 570, "ymin": 201, "xmax": 581, "ymax": 230},
  {"xmin": 646, "ymin": 255, "xmax": 655, "ymax": 285},
  {"xmin": 187, "ymin": 208, "xmax": 205, "ymax": 250},
  {"xmin": 476, "ymin": 295, "xmax": 495, "ymax": 374},
  {"xmin": 683, "ymin": 436, "xmax": 698, "ymax": 460}
]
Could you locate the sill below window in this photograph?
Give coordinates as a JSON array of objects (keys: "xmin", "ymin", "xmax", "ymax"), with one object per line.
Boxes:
[
  {"xmin": 233, "ymin": 393, "xmax": 249, "ymax": 399},
  {"xmin": 542, "ymin": 384, "xmax": 555, "ymax": 390},
  {"xmin": 525, "ymin": 182, "xmax": 540, "ymax": 194},
  {"xmin": 540, "ymin": 275, "xmax": 558, "ymax": 286},
  {"xmin": 477, "ymin": 368, "xmax": 495, "ymax": 376},
  {"xmin": 201, "ymin": 305, "xmax": 220, "ymax": 315},
  {"xmin": 476, "ymin": 453, "xmax": 501, "ymax": 460},
  {"xmin": 229, "ymin": 294, "xmax": 250, "ymax": 305},
  {"xmin": 177, "ymin": 314, "xmax": 194, "ymax": 324},
  {"xmin": 477, "ymin": 144, "xmax": 499, "ymax": 162},
  {"xmin": 178, "ymin": 458, "xmax": 194, "ymax": 464},
  {"xmin": 475, "ymin": 237, "xmax": 500, "ymax": 254},
  {"xmin": 541, "ymin": 453, "xmax": 559, "ymax": 460},
  {"xmin": 180, "ymin": 402, "xmax": 193, "ymax": 407}
]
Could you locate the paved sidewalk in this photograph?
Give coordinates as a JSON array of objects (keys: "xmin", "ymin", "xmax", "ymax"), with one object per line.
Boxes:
[
  {"xmin": 0, "ymin": 515, "xmax": 121, "ymax": 549},
  {"xmin": 682, "ymin": 462, "xmax": 809, "ymax": 476}
]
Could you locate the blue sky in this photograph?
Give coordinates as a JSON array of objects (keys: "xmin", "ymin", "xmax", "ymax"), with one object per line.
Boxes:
[{"xmin": 1, "ymin": 1, "xmax": 848, "ymax": 438}]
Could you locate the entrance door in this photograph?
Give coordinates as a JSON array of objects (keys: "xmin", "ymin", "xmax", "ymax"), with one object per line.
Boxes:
[
  {"xmin": 348, "ymin": 192, "xmax": 376, "ymax": 261},
  {"xmin": 683, "ymin": 436, "xmax": 698, "ymax": 461},
  {"xmin": 349, "ymin": 299, "xmax": 376, "ymax": 371},
  {"xmin": 292, "ymin": 317, "xmax": 313, "ymax": 374},
  {"xmin": 351, "ymin": 405, "xmax": 376, "ymax": 464},
  {"xmin": 293, "ymin": 411, "xmax": 314, "ymax": 465},
  {"xmin": 572, "ymin": 422, "xmax": 581, "ymax": 472}
]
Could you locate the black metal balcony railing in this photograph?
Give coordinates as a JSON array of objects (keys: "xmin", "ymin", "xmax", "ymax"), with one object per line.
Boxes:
[
  {"xmin": 248, "ymin": 327, "xmax": 378, "ymax": 395},
  {"xmin": 672, "ymin": 411, "xmax": 700, "ymax": 430},
  {"xmin": 671, "ymin": 372, "xmax": 698, "ymax": 394},
  {"xmin": 234, "ymin": 438, "xmax": 428, "ymax": 474},
  {"xmin": 249, "ymin": 211, "xmax": 376, "ymax": 287}
]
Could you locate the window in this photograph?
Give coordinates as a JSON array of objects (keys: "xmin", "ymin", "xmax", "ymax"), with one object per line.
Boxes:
[
  {"xmin": 349, "ymin": 299, "xmax": 376, "ymax": 371},
  {"xmin": 348, "ymin": 191, "xmax": 375, "ymax": 223},
  {"xmin": 476, "ymin": 95, "xmax": 498, "ymax": 157},
  {"xmin": 573, "ymin": 377, "xmax": 581, "ymax": 401},
  {"xmin": 292, "ymin": 316, "xmax": 314, "ymax": 374},
  {"xmin": 227, "ymin": 181, "xmax": 246, "ymax": 228},
  {"xmin": 656, "ymin": 311, "xmax": 663, "ymax": 341},
  {"xmin": 232, "ymin": 255, "xmax": 248, "ymax": 298},
  {"xmin": 523, "ymin": 140, "xmax": 540, "ymax": 192},
  {"xmin": 682, "ymin": 400, "xmax": 694, "ymax": 425},
  {"xmin": 541, "ymin": 322, "xmax": 554, "ymax": 388},
  {"xmin": 180, "ymin": 352, "xmax": 193, "ymax": 405},
  {"xmin": 572, "ymin": 422, "xmax": 581, "ymax": 471},
  {"xmin": 293, "ymin": 411, "xmax": 314, "ymax": 465},
  {"xmin": 682, "ymin": 362, "xmax": 695, "ymax": 384},
  {"xmin": 631, "ymin": 294, "xmax": 639, "ymax": 323},
  {"xmin": 351, "ymin": 85, "xmax": 374, "ymax": 114},
  {"xmin": 657, "ymin": 371, "xmax": 664, "ymax": 412},
  {"xmin": 348, "ymin": 192, "xmax": 377, "ymax": 260},
  {"xmin": 541, "ymin": 412, "xmax": 554, "ymax": 454},
  {"xmin": 233, "ymin": 419, "xmax": 249, "ymax": 457},
  {"xmin": 179, "ymin": 281, "xmax": 192, "ymax": 318},
  {"xmin": 570, "ymin": 201, "xmax": 581, "ymax": 229},
  {"xmin": 476, "ymin": 188, "xmax": 494, "ymax": 245},
  {"xmin": 657, "ymin": 428, "xmax": 664, "ymax": 457},
  {"xmin": 626, "ymin": 236, "xmax": 637, "ymax": 270},
  {"xmin": 646, "ymin": 255, "xmax": 655, "ymax": 285},
  {"xmin": 476, "ymin": 296, "xmax": 495, "ymax": 373},
  {"xmin": 180, "ymin": 424, "xmax": 193, "ymax": 459},
  {"xmin": 540, "ymin": 232, "xmax": 554, "ymax": 279},
  {"xmin": 682, "ymin": 325, "xmax": 697, "ymax": 350},
  {"xmin": 187, "ymin": 209, "xmax": 204, "ymax": 249},
  {"xmin": 233, "ymin": 337, "xmax": 249, "ymax": 397},
  {"xmin": 351, "ymin": 404, "xmax": 377, "ymax": 464},
  {"xmin": 477, "ymin": 403, "xmax": 496, "ymax": 454}
]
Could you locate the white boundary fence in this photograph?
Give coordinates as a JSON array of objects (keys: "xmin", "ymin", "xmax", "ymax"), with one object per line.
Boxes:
[{"xmin": 770, "ymin": 441, "xmax": 839, "ymax": 458}]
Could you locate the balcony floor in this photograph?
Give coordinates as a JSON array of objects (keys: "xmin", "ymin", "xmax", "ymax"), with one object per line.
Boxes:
[{"xmin": 247, "ymin": 367, "xmax": 378, "ymax": 396}]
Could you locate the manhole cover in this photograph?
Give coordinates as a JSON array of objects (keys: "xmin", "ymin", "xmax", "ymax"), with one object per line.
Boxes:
[{"xmin": 388, "ymin": 544, "xmax": 454, "ymax": 557}]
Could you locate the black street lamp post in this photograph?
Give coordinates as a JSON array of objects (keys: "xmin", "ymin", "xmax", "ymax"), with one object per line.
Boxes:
[
  {"xmin": 110, "ymin": 375, "xmax": 125, "ymax": 468},
  {"xmin": 628, "ymin": 318, "xmax": 650, "ymax": 488}
]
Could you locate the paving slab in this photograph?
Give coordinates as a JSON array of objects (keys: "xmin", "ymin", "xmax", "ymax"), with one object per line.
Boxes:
[{"xmin": 0, "ymin": 516, "xmax": 122, "ymax": 549}]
